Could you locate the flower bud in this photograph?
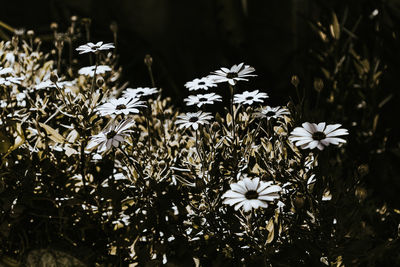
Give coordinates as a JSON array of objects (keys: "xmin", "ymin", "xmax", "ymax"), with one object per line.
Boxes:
[
  {"xmin": 291, "ymin": 75, "xmax": 299, "ymax": 87},
  {"xmin": 211, "ymin": 121, "xmax": 220, "ymax": 132},
  {"xmin": 96, "ymin": 77, "xmax": 105, "ymax": 87},
  {"xmin": 50, "ymin": 22, "xmax": 58, "ymax": 31},
  {"xmin": 70, "ymin": 15, "xmax": 78, "ymax": 22},
  {"xmin": 110, "ymin": 21, "xmax": 118, "ymax": 33},
  {"xmin": 313, "ymin": 77, "xmax": 324, "ymax": 92},
  {"xmin": 144, "ymin": 54, "xmax": 153, "ymax": 67},
  {"xmin": 27, "ymin": 30, "xmax": 34, "ymax": 38},
  {"xmin": 50, "ymin": 72, "xmax": 59, "ymax": 83}
]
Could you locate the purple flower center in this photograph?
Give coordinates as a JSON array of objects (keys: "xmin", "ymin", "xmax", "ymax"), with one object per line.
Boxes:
[
  {"xmin": 245, "ymin": 190, "xmax": 259, "ymax": 200},
  {"xmin": 116, "ymin": 104, "xmax": 126, "ymax": 110},
  {"xmin": 189, "ymin": 117, "xmax": 199, "ymax": 123},
  {"xmin": 106, "ymin": 130, "xmax": 117, "ymax": 139},
  {"xmin": 312, "ymin": 131, "xmax": 326, "ymax": 141},
  {"xmin": 264, "ymin": 111, "xmax": 275, "ymax": 117},
  {"xmin": 226, "ymin": 72, "xmax": 238, "ymax": 79}
]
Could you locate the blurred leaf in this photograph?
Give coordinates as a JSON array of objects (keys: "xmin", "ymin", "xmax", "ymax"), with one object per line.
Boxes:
[{"xmin": 330, "ymin": 12, "xmax": 341, "ymax": 40}]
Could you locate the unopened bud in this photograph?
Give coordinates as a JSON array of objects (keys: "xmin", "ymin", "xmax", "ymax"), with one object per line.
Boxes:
[
  {"xmin": 50, "ymin": 22, "xmax": 58, "ymax": 31},
  {"xmin": 27, "ymin": 30, "xmax": 34, "ymax": 37},
  {"xmin": 110, "ymin": 21, "xmax": 118, "ymax": 33},
  {"xmin": 81, "ymin": 18, "xmax": 91, "ymax": 26},
  {"xmin": 211, "ymin": 122, "xmax": 220, "ymax": 132},
  {"xmin": 115, "ymin": 150, "xmax": 124, "ymax": 161},
  {"xmin": 70, "ymin": 15, "xmax": 78, "ymax": 22},
  {"xmin": 294, "ymin": 195, "xmax": 305, "ymax": 210},
  {"xmin": 50, "ymin": 72, "xmax": 59, "ymax": 83},
  {"xmin": 291, "ymin": 75, "xmax": 299, "ymax": 87},
  {"xmin": 144, "ymin": 54, "xmax": 153, "ymax": 67},
  {"xmin": 158, "ymin": 160, "xmax": 166, "ymax": 169},
  {"xmin": 96, "ymin": 77, "xmax": 105, "ymax": 87},
  {"xmin": 357, "ymin": 164, "xmax": 369, "ymax": 177},
  {"xmin": 313, "ymin": 77, "xmax": 324, "ymax": 92}
]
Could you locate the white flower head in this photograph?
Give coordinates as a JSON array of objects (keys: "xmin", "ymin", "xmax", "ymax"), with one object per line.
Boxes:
[
  {"xmin": 86, "ymin": 119, "xmax": 135, "ymax": 153},
  {"xmin": 257, "ymin": 106, "xmax": 290, "ymax": 120},
  {"xmin": 96, "ymin": 97, "xmax": 146, "ymax": 116},
  {"xmin": 222, "ymin": 177, "xmax": 281, "ymax": 212},
  {"xmin": 234, "ymin": 90, "xmax": 268, "ymax": 105},
  {"xmin": 78, "ymin": 65, "xmax": 112, "ymax": 76},
  {"xmin": 35, "ymin": 79, "xmax": 74, "ymax": 90},
  {"xmin": 0, "ymin": 76, "xmax": 23, "ymax": 86},
  {"xmin": 175, "ymin": 111, "xmax": 213, "ymax": 130},
  {"xmin": 0, "ymin": 67, "xmax": 14, "ymax": 76},
  {"xmin": 123, "ymin": 87, "xmax": 159, "ymax": 98},
  {"xmin": 184, "ymin": 93, "xmax": 222, "ymax": 108},
  {"xmin": 289, "ymin": 122, "xmax": 349, "ymax": 150},
  {"xmin": 76, "ymin": 41, "xmax": 115, "ymax": 54},
  {"xmin": 184, "ymin": 76, "xmax": 217, "ymax": 91},
  {"xmin": 209, "ymin": 62, "xmax": 257, "ymax": 86}
]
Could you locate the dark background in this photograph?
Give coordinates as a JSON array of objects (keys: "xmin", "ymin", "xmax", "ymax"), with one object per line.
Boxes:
[{"xmin": 1, "ymin": 0, "xmax": 315, "ymax": 105}]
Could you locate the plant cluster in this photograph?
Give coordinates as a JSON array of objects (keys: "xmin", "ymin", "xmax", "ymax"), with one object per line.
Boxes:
[{"xmin": 1, "ymin": 11, "xmax": 396, "ymax": 266}]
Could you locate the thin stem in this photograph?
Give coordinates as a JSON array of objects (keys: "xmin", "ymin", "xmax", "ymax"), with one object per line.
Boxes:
[{"xmin": 90, "ymin": 54, "xmax": 98, "ymax": 96}]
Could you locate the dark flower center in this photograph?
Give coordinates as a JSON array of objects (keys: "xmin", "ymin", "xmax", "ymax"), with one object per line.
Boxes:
[
  {"xmin": 245, "ymin": 190, "xmax": 259, "ymax": 200},
  {"xmin": 116, "ymin": 104, "xmax": 127, "ymax": 110},
  {"xmin": 136, "ymin": 91, "xmax": 144, "ymax": 95},
  {"xmin": 198, "ymin": 81, "xmax": 206, "ymax": 85},
  {"xmin": 106, "ymin": 130, "xmax": 117, "ymax": 139},
  {"xmin": 312, "ymin": 131, "xmax": 326, "ymax": 141},
  {"xmin": 189, "ymin": 117, "xmax": 199, "ymax": 123},
  {"xmin": 245, "ymin": 96, "xmax": 254, "ymax": 101},
  {"xmin": 198, "ymin": 97, "xmax": 208, "ymax": 102},
  {"xmin": 226, "ymin": 72, "xmax": 238, "ymax": 79},
  {"xmin": 265, "ymin": 111, "xmax": 276, "ymax": 117}
]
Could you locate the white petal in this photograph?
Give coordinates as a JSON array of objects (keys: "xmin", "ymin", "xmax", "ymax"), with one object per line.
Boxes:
[
  {"xmin": 230, "ymin": 183, "xmax": 247, "ymax": 194},
  {"xmin": 223, "ymin": 197, "xmax": 246, "ymax": 206},
  {"xmin": 242, "ymin": 201, "xmax": 252, "ymax": 212},
  {"xmin": 324, "ymin": 124, "xmax": 342, "ymax": 135},
  {"xmin": 258, "ymin": 195, "xmax": 279, "ymax": 201},
  {"xmin": 317, "ymin": 122, "xmax": 326, "ymax": 132},
  {"xmin": 326, "ymin": 129, "xmax": 349, "ymax": 137},
  {"xmin": 222, "ymin": 190, "xmax": 245, "ymax": 199},
  {"xmin": 259, "ymin": 185, "xmax": 282, "ymax": 195}
]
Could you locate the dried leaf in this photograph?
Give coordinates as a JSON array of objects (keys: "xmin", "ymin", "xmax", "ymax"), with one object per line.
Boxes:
[{"xmin": 39, "ymin": 122, "xmax": 64, "ymax": 143}]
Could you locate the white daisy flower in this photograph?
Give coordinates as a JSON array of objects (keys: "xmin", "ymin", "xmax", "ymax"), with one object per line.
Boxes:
[
  {"xmin": 289, "ymin": 122, "xmax": 349, "ymax": 150},
  {"xmin": 184, "ymin": 76, "xmax": 217, "ymax": 91},
  {"xmin": 0, "ymin": 67, "xmax": 14, "ymax": 75},
  {"xmin": 96, "ymin": 97, "xmax": 145, "ymax": 116},
  {"xmin": 35, "ymin": 80, "xmax": 74, "ymax": 90},
  {"xmin": 209, "ymin": 62, "xmax": 256, "ymax": 86},
  {"xmin": 78, "ymin": 65, "xmax": 112, "ymax": 76},
  {"xmin": 257, "ymin": 106, "xmax": 290, "ymax": 120},
  {"xmin": 76, "ymin": 41, "xmax": 115, "ymax": 54},
  {"xmin": 175, "ymin": 111, "xmax": 213, "ymax": 130},
  {"xmin": 0, "ymin": 76, "xmax": 23, "ymax": 86},
  {"xmin": 222, "ymin": 177, "xmax": 281, "ymax": 212},
  {"xmin": 184, "ymin": 93, "xmax": 222, "ymax": 108},
  {"xmin": 234, "ymin": 90, "xmax": 268, "ymax": 105},
  {"xmin": 123, "ymin": 87, "xmax": 159, "ymax": 98},
  {"xmin": 86, "ymin": 119, "xmax": 135, "ymax": 152}
]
